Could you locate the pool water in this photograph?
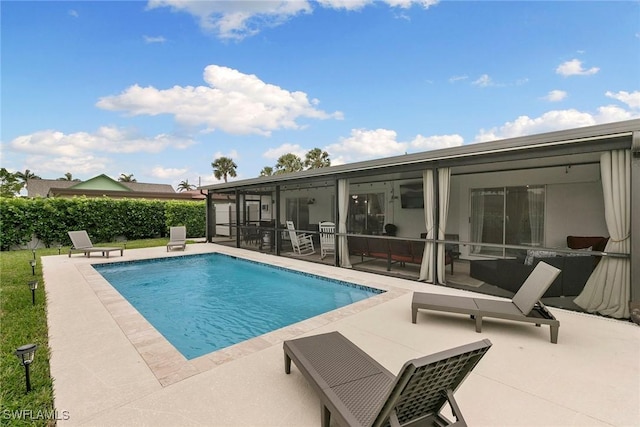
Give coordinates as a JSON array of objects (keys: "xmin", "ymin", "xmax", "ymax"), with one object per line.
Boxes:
[{"xmin": 94, "ymin": 253, "xmax": 383, "ymax": 359}]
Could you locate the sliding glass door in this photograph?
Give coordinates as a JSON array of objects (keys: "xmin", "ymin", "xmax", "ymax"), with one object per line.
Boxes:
[{"xmin": 471, "ymin": 186, "xmax": 545, "ymax": 257}]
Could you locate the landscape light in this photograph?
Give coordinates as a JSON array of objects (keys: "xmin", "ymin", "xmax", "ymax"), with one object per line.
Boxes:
[
  {"xmin": 15, "ymin": 344, "xmax": 37, "ymax": 393},
  {"xmin": 29, "ymin": 259, "xmax": 36, "ymax": 275},
  {"xmin": 28, "ymin": 280, "xmax": 38, "ymax": 305},
  {"xmin": 57, "ymin": 244, "xmax": 62, "ymax": 255},
  {"xmin": 32, "ymin": 249, "xmax": 36, "ymax": 260}
]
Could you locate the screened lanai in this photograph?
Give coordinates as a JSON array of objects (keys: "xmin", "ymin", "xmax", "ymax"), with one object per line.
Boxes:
[{"xmin": 201, "ymin": 119, "xmax": 640, "ymax": 319}]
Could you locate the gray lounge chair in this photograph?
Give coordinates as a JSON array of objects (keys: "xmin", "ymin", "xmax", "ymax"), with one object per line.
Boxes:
[
  {"xmin": 284, "ymin": 331, "xmax": 491, "ymax": 427},
  {"xmin": 68, "ymin": 230, "xmax": 124, "ymax": 258},
  {"xmin": 166, "ymin": 226, "xmax": 187, "ymax": 251},
  {"xmin": 412, "ymin": 261, "xmax": 561, "ymax": 343}
]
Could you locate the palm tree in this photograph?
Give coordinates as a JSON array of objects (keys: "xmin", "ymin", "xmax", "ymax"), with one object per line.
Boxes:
[
  {"xmin": 211, "ymin": 157, "xmax": 237, "ymax": 182},
  {"xmin": 15, "ymin": 169, "xmax": 41, "ymax": 190},
  {"xmin": 57, "ymin": 172, "xmax": 80, "ymax": 181},
  {"xmin": 0, "ymin": 168, "xmax": 22, "ymax": 197},
  {"xmin": 259, "ymin": 166, "xmax": 274, "ymax": 177},
  {"xmin": 118, "ymin": 173, "xmax": 137, "ymax": 182},
  {"xmin": 177, "ymin": 179, "xmax": 196, "ymax": 192},
  {"xmin": 275, "ymin": 153, "xmax": 304, "ymax": 174},
  {"xmin": 304, "ymin": 148, "xmax": 331, "ymax": 169}
]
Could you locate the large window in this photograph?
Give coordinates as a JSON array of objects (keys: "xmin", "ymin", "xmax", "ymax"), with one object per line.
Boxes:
[
  {"xmin": 285, "ymin": 197, "xmax": 311, "ymax": 230},
  {"xmin": 348, "ymin": 193, "xmax": 385, "ymax": 235},
  {"xmin": 471, "ymin": 186, "xmax": 545, "ymax": 256}
]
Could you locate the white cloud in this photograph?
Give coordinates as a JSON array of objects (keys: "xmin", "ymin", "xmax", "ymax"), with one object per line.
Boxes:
[
  {"xmin": 556, "ymin": 59, "xmax": 599, "ymax": 76},
  {"xmin": 326, "ymin": 129, "xmax": 407, "ymax": 164},
  {"xmin": 543, "ymin": 90, "xmax": 567, "ymax": 102},
  {"xmin": 410, "ymin": 134, "xmax": 463, "ymax": 151},
  {"xmin": 212, "ymin": 149, "xmax": 239, "ymax": 161},
  {"xmin": 147, "ymin": 0, "xmax": 438, "ymax": 39},
  {"xmin": 472, "ymin": 74, "xmax": 493, "ymax": 87},
  {"xmin": 150, "ymin": 166, "xmax": 188, "ymax": 179},
  {"xmin": 9, "ymin": 126, "xmax": 194, "ymax": 157},
  {"xmin": 473, "ymin": 106, "xmax": 638, "ymax": 143},
  {"xmin": 97, "ymin": 65, "xmax": 342, "ymax": 136},
  {"xmin": 143, "ymin": 35, "xmax": 167, "ymax": 44},
  {"xmin": 147, "ymin": 0, "xmax": 313, "ymax": 40},
  {"xmin": 263, "ymin": 143, "xmax": 306, "ymax": 160},
  {"xmin": 68, "ymin": 10, "xmax": 79, "ymax": 18},
  {"xmin": 605, "ymin": 90, "xmax": 640, "ymax": 109},
  {"xmin": 27, "ymin": 154, "xmax": 109, "ymax": 176},
  {"xmin": 449, "ymin": 75, "xmax": 468, "ymax": 83}
]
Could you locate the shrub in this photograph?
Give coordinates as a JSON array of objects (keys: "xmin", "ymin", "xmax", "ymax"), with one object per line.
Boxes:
[{"xmin": 0, "ymin": 197, "xmax": 206, "ymax": 250}]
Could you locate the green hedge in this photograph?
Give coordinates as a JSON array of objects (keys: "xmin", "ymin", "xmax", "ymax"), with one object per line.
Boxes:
[{"xmin": 0, "ymin": 197, "xmax": 205, "ymax": 250}]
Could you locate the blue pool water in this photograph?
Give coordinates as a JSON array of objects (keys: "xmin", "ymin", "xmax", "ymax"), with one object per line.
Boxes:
[{"xmin": 94, "ymin": 253, "xmax": 383, "ymax": 359}]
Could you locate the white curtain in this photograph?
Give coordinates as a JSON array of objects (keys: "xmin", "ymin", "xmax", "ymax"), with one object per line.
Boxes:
[
  {"xmin": 338, "ymin": 179, "xmax": 352, "ymax": 268},
  {"xmin": 419, "ymin": 168, "xmax": 450, "ymax": 283},
  {"xmin": 528, "ymin": 187, "xmax": 545, "ymax": 246},
  {"xmin": 574, "ymin": 150, "xmax": 631, "ymax": 319}
]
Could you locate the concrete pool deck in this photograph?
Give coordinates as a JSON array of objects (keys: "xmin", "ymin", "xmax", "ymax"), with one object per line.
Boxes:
[{"xmin": 44, "ymin": 243, "xmax": 639, "ymax": 426}]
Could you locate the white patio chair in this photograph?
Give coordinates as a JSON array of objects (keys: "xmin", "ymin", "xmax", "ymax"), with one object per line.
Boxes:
[
  {"xmin": 319, "ymin": 221, "xmax": 335, "ymax": 259},
  {"xmin": 286, "ymin": 221, "xmax": 315, "ymax": 255}
]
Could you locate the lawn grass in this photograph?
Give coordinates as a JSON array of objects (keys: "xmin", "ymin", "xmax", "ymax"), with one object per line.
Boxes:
[{"xmin": 0, "ymin": 238, "xmax": 170, "ymax": 426}]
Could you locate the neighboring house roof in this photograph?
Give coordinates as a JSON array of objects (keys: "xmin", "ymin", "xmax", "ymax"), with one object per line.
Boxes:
[{"xmin": 26, "ymin": 174, "xmax": 203, "ymax": 201}]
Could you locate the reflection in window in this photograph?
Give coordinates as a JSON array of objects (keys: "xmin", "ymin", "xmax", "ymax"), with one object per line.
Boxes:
[
  {"xmin": 348, "ymin": 193, "xmax": 385, "ymax": 235},
  {"xmin": 471, "ymin": 186, "xmax": 545, "ymax": 256}
]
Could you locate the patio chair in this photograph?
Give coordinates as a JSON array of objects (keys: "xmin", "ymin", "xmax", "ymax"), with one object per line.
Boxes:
[
  {"xmin": 284, "ymin": 331, "xmax": 492, "ymax": 427},
  {"xmin": 412, "ymin": 261, "xmax": 561, "ymax": 343},
  {"xmin": 286, "ymin": 221, "xmax": 315, "ymax": 255},
  {"xmin": 68, "ymin": 230, "xmax": 124, "ymax": 258},
  {"xmin": 318, "ymin": 221, "xmax": 335, "ymax": 259},
  {"xmin": 166, "ymin": 226, "xmax": 187, "ymax": 251}
]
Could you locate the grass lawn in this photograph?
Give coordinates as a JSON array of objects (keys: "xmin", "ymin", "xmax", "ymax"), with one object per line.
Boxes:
[{"xmin": 0, "ymin": 238, "xmax": 170, "ymax": 426}]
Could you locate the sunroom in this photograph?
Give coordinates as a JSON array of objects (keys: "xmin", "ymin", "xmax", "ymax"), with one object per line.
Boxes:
[{"xmin": 202, "ymin": 119, "xmax": 639, "ymax": 319}]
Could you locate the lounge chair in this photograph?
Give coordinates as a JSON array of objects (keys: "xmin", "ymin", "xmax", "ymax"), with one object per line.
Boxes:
[
  {"xmin": 166, "ymin": 226, "xmax": 187, "ymax": 251},
  {"xmin": 412, "ymin": 261, "xmax": 561, "ymax": 343},
  {"xmin": 318, "ymin": 221, "xmax": 335, "ymax": 259},
  {"xmin": 284, "ymin": 331, "xmax": 491, "ymax": 427},
  {"xmin": 68, "ymin": 230, "xmax": 124, "ymax": 258},
  {"xmin": 286, "ymin": 220, "xmax": 315, "ymax": 255}
]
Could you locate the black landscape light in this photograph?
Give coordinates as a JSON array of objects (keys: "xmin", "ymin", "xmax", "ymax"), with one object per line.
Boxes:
[
  {"xmin": 29, "ymin": 259, "xmax": 36, "ymax": 275},
  {"xmin": 15, "ymin": 344, "xmax": 37, "ymax": 393},
  {"xmin": 28, "ymin": 280, "xmax": 38, "ymax": 305},
  {"xmin": 57, "ymin": 244, "xmax": 62, "ymax": 255},
  {"xmin": 32, "ymin": 249, "xmax": 36, "ymax": 260}
]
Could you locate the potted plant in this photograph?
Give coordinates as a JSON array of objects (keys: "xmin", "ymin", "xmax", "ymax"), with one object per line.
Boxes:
[{"xmin": 384, "ymin": 223, "xmax": 397, "ymax": 236}]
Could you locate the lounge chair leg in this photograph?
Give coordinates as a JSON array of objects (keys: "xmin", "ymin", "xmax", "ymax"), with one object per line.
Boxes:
[
  {"xmin": 411, "ymin": 308, "xmax": 417, "ymax": 324},
  {"xmin": 284, "ymin": 353, "xmax": 292, "ymax": 374},
  {"xmin": 550, "ymin": 326, "xmax": 559, "ymax": 344},
  {"xmin": 321, "ymin": 405, "xmax": 330, "ymax": 427},
  {"xmin": 475, "ymin": 316, "xmax": 482, "ymax": 333}
]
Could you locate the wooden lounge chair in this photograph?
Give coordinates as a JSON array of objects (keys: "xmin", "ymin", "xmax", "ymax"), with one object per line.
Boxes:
[
  {"xmin": 68, "ymin": 230, "xmax": 124, "ymax": 258},
  {"xmin": 412, "ymin": 261, "xmax": 561, "ymax": 343},
  {"xmin": 286, "ymin": 220, "xmax": 315, "ymax": 255},
  {"xmin": 284, "ymin": 331, "xmax": 491, "ymax": 427},
  {"xmin": 166, "ymin": 226, "xmax": 187, "ymax": 251}
]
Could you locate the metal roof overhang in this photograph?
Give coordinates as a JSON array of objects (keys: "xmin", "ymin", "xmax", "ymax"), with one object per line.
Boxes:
[{"xmin": 200, "ymin": 119, "xmax": 639, "ymax": 194}]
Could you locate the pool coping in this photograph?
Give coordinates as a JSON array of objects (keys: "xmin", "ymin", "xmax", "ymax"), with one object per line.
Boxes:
[{"xmin": 76, "ymin": 247, "xmax": 408, "ymax": 387}]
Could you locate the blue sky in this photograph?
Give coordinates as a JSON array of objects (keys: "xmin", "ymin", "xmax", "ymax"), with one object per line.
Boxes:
[{"xmin": 2, "ymin": 0, "xmax": 639, "ymax": 189}]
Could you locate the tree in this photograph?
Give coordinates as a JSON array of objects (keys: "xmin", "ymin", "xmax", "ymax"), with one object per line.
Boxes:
[
  {"xmin": 57, "ymin": 172, "xmax": 80, "ymax": 181},
  {"xmin": 177, "ymin": 179, "xmax": 196, "ymax": 192},
  {"xmin": 259, "ymin": 166, "xmax": 274, "ymax": 177},
  {"xmin": 0, "ymin": 168, "xmax": 22, "ymax": 197},
  {"xmin": 15, "ymin": 169, "xmax": 41, "ymax": 190},
  {"xmin": 275, "ymin": 153, "xmax": 304, "ymax": 174},
  {"xmin": 304, "ymin": 148, "xmax": 331, "ymax": 169},
  {"xmin": 118, "ymin": 173, "xmax": 137, "ymax": 182},
  {"xmin": 211, "ymin": 157, "xmax": 237, "ymax": 182}
]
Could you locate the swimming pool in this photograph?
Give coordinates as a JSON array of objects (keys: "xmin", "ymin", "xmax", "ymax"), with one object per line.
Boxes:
[{"xmin": 94, "ymin": 253, "xmax": 383, "ymax": 359}]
